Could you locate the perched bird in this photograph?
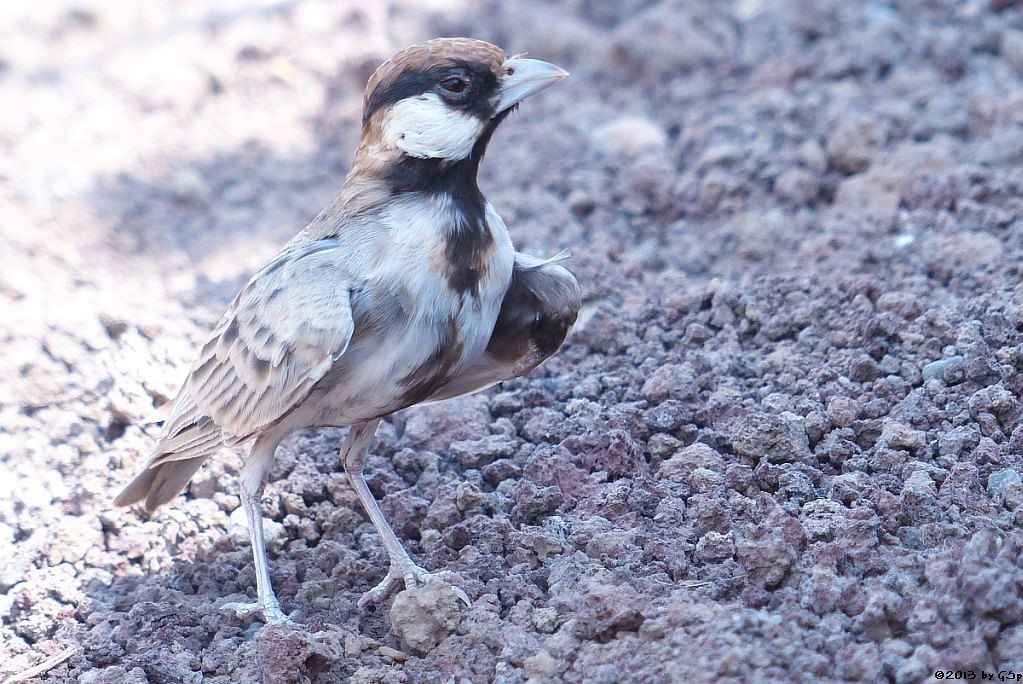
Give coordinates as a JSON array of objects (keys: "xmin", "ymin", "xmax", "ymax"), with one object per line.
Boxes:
[{"xmin": 114, "ymin": 38, "xmax": 580, "ymax": 625}]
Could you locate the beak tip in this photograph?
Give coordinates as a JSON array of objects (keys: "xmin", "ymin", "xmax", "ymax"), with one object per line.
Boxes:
[{"xmin": 495, "ymin": 58, "xmax": 570, "ymax": 113}]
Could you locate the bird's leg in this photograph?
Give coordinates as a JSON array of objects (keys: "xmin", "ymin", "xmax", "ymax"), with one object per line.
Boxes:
[
  {"xmin": 221, "ymin": 436, "xmax": 293, "ymax": 625},
  {"xmin": 342, "ymin": 420, "xmax": 469, "ymax": 608}
]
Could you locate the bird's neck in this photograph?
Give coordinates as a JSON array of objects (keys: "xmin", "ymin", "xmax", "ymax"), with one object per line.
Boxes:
[{"xmin": 304, "ymin": 114, "xmax": 508, "ymax": 240}]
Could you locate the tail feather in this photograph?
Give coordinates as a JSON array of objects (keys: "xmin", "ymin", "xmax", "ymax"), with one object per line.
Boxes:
[
  {"xmin": 114, "ymin": 397, "xmax": 222, "ymax": 512},
  {"xmin": 113, "ymin": 456, "xmax": 209, "ymax": 512}
]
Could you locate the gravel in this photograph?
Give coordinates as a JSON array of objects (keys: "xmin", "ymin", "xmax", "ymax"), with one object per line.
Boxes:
[{"xmin": 3, "ymin": 0, "xmax": 1023, "ymax": 681}]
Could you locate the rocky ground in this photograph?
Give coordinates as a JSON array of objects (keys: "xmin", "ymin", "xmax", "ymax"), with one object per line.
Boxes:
[{"xmin": 2, "ymin": 0, "xmax": 1023, "ymax": 681}]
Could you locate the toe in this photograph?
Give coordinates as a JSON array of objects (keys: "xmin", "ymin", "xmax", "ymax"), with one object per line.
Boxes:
[
  {"xmin": 358, "ymin": 575, "xmax": 402, "ymax": 608},
  {"xmin": 221, "ymin": 601, "xmax": 260, "ymax": 617},
  {"xmin": 263, "ymin": 608, "xmax": 295, "ymax": 626}
]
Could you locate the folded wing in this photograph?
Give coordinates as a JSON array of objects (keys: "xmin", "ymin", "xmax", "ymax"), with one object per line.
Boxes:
[{"xmin": 117, "ymin": 239, "xmax": 355, "ymax": 510}]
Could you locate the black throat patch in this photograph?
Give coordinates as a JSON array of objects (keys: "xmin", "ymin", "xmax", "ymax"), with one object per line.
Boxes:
[{"xmin": 380, "ymin": 113, "xmax": 511, "ymax": 296}]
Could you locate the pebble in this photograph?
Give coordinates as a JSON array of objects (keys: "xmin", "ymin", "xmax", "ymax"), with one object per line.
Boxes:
[
  {"xmin": 389, "ymin": 577, "xmax": 464, "ymax": 654},
  {"xmin": 590, "ymin": 116, "xmax": 667, "ymax": 158},
  {"xmin": 921, "ymin": 356, "xmax": 965, "ymax": 382},
  {"xmin": 1002, "ymin": 29, "xmax": 1023, "ymax": 73},
  {"xmin": 987, "ymin": 468, "xmax": 1021, "ymax": 496}
]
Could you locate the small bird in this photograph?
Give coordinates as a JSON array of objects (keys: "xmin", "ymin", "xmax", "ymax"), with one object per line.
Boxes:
[{"xmin": 114, "ymin": 37, "xmax": 580, "ymax": 625}]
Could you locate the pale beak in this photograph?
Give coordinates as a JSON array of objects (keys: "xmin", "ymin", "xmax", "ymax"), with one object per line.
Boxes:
[{"xmin": 494, "ymin": 58, "xmax": 569, "ymax": 114}]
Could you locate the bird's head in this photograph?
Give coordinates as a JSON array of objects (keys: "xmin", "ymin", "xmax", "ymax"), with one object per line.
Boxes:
[{"xmin": 356, "ymin": 38, "xmax": 568, "ymax": 166}]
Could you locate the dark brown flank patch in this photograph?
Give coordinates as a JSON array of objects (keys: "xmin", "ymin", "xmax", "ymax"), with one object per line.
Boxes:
[{"xmin": 397, "ymin": 314, "xmax": 464, "ymax": 406}]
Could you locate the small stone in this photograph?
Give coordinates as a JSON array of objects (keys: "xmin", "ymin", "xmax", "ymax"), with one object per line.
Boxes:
[
  {"xmin": 695, "ymin": 531, "xmax": 735, "ymax": 561},
  {"xmin": 774, "ymin": 168, "xmax": 820, "ymax": 204},
  {"xmin": 826, "ymin": 396, "xmax": 858, "ymax": 428},
  {"xmin": 797, "ymin": 139, "xmax": 828, "ymax": 173},
  {"xmin": 937, "ymin": 425, "xmax": 979, "ymax": 463},
  {"xmin": 455, "ymin": 482, "xmax": 485, "ymax": 512},
  {"xmin": 996, "ymin": 625, "xmax": 1023, "ymax": 666},
  {"xmin": 731, "ymin": 411, "xmax": 810, "ymax": 463},
  {"xmin": 169, "ymin": 167, "xmax": 209, "ymax": 204},
  {"xmin": 449, "ymin": 435, "xmax": 517, "ymax": 468},
  {"xmin": 921, "ymin": 355, "xmax": 965, "ymax": 382},
  {"xmin": 389, "ymin": 576, "xmax": 464, "ymax": 654},
  {"xmin": 896, "ymin": 645, "xmax": 939, "ymax": 682},
  {"xmin": 987, "ymin": 468, "xmax": 1021, "ymax": 496},
  {"xmin": 532, "ymin": 606, "xmax": 560, "ymax": 633},
  {"xmin": 1002, "ymin": 29, "xmax": 1023, "ymax": 74},
  {"xmin": 49, "ymin": 515, "xmax": 104, "ymax": 564},
  {"xmin": 1001, "ymin": 482, "xmax": 1023, "ymax": 511},
  {"xmin": 658, "ymin": 443, "xmax": 725, "ymax": 483},
  {"xmin": 489, "ymin": 392, "xmax": 524, "ymax": 416},
  {"xmin": 511, "ymin": 481, "xmax": 563, "ymax": 525},
  {"xmin": 344, "ymin": 634, "xmax": 365, "ymax": 657},
  {"xmin": 610, "ymin": 4, "xmax": 737, "ymax": 79},
  {"xmin": 646, "ymin": 433, "xmax": 682, "ymax": 460},
  {"xmin": 524, "ymin": 649, "xmax": 562, "ymax": 679},
  {"xmin": 482, "ymin": 459, "xmax": 521, "ymax": 485},
  {"xmin": 640, "ymin": 363, "xmax": 698, "ymax": 403},
  {"xmin": 561, "ymin": 578, "xmax": 645, "ymax": 641},
  {"xmin": 689, "ymin": 467, "xmax": 724, "ymax": 492},
  {"xmin": 724, "ymin": 464, "xmax": 753, "ymax": 492},
  {"xmin": 881, "ymin": 420, "xmax": 927, "ymax": 452},
  {"xmin": 827, "ymin": 114, "xmax": 887, "ymax": 173},
  {"xmin": 567, "ymin": 190, "xmax": 595, "ymax": 216},
  {"xmin": 849, "ymin": 354, "xmax": 881, "ymax": 382},
  {"xmin": 643, "ymin": 400, "xmax": 693, "ymax": 433},
  {"xmin": 229, "ymin": 506, "xmax": 285, "ymax": 546},
  {"xmin": 78, "ymin": 666, "xmax": 149, "ymax": 684},
  {"xmin": 696, "ymin": 143, "xmax": 745, "ymax": 169},
  {"xmin": 901, "ymin": 470, "xmax": 937, "ymax": 506},
  {"xmin": 590, "ymin": 116, "xmax": 667, "ymax": 158},
  {"xmin": 837, "ymin": 643, "xmax": 883, "ymax": 681},
  {"xmin": 377, "ymin": 645, "xmax": 408, "ymax": 662},
  {"xmin": 926, "ymin": 233, "xmax": 1003, "ymax": 280}
]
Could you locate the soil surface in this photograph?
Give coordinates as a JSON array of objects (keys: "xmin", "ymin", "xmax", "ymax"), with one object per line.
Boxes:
[{"xmin": 3, "ymin": 0, "xmax": 1023, "ymax": 682}]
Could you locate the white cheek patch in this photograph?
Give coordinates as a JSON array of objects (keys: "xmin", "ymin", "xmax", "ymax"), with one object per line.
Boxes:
[{"xmin": 382, "ymin": 93, "xmax": 485, "ymax": 160}]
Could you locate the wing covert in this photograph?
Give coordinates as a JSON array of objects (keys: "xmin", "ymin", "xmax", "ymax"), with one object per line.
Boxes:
[{"xmin": 182, "ymin": 240, "xmax": 354, "ymax": 440}]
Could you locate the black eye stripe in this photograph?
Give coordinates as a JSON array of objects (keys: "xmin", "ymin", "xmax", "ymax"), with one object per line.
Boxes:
[{"xmin": 364, "ymin": 60, "xmax": 499, "ymax": 125}]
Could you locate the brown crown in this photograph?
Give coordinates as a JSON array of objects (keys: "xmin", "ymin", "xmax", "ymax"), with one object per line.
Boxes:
[{"xmin": 364, "ymin": 37, "xmax": 507, "ymax": 105}]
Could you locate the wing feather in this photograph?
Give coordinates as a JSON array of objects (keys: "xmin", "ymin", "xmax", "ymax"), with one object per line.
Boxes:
[{"xmin": 179, "ymin": 240, "xmax": 354, "ymax": 441}]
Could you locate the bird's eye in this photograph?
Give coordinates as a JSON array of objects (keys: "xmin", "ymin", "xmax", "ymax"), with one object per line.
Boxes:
[{"xmin": 440, "ymin": 76, "xmax": 468, "ymax": 93}]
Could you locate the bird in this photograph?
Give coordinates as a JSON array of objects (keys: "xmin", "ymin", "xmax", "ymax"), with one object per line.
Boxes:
[{"xmin": 114, "ymin": 37, "xmax": 580, "ymax": 626}]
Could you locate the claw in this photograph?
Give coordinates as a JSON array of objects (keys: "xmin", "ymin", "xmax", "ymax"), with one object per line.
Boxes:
[
  {"xmin": 358, "ymin": 573, "xmax": 405, "ymax": 608},
  {"xmin": 451, "ymin": 585, "xmax": 471, "ymax": 607},
  {"xmin": 358, "ymin": 562, "xmax": 471, "ymax": 608}
]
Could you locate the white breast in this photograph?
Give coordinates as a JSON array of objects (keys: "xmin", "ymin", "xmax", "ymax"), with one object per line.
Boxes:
[{"xmin": 298, "ymin": 194, "xmax": 513, "ymax": 425}]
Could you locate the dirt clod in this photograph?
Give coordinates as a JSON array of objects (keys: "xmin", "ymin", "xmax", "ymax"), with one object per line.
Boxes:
[{"xmin": 389, "ymin": 577, "xmax": 464, "ymax": 655}]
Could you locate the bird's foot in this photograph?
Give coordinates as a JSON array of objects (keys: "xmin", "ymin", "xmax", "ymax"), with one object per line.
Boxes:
[
  {"xmin": 358, "ymin": 560, "xmax": 470, "ymax": 609},
  {"xmin": 221, "ymin": 598, "xmax": 295, "ymax": 626}
]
